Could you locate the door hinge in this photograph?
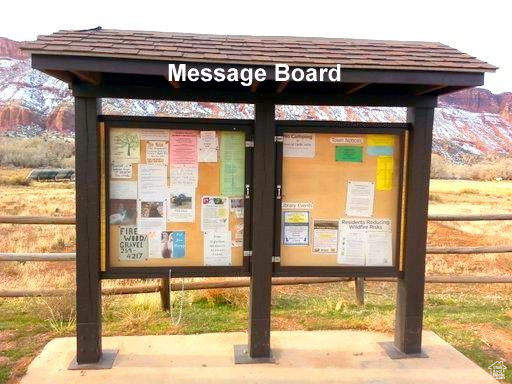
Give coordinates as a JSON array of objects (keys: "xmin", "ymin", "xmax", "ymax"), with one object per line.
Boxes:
[
  {"xmin": 245, "ymin": 184, "xmax": 251, "ymax": 199},
  {"xmin": 276, "ymin": 184, "xmax": 282, "ymax": 200},
  {"xmin": 272, "ymin": 256, "xmax": 281, "ymax": 263},
  {"xmin": 245, "ymin": 140, "xmax": 254, "ymax": 148},
  {"xmin": 244, "ymin": 250, "xmax": 253, "ymax": 257},
  {"xmin": 274, "ymin": 135, "xmax": 284, "ymax": 143}
]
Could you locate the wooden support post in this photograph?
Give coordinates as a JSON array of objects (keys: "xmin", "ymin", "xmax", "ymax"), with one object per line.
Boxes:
[
  {"xmin": 394, "ymin": 105, "xmax": 435, "ymax": 355},
  {"xmin": 248, "ymin": 102, "xmax": 275, "ymax": 359},
  {"xmin": 160, "ymin": 278, "xmax": 171, "ymax": 312},
  {"xmin": 75, "ymin": 96, "xmax": 103, "ymax": 364},
  {"xmin": 354, "ymin": 278, "xmax": 365, "ymax": 306}
]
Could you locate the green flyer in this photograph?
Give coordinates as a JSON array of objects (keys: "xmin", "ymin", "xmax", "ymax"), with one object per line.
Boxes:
[{"xmin": 335, "ymin": 146, "xmax": 363, "ymax": 162}]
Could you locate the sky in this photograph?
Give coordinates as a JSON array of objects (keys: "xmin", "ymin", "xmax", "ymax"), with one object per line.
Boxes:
[{"xmin": 1, "ymin": 0, "xmax": 510, "ymax": 93}]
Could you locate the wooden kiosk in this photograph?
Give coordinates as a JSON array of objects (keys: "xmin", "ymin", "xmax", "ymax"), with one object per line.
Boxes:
[{"xmin": 22, "ymin": 29, "xmax": 495, "ymax": 367}]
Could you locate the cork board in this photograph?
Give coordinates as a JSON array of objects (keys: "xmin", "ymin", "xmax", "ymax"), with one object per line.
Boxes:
[
  {"xmin": 280, "ymin": 132, "xmax": 403, "ymax": 267},
  {"xmin": 107, "ymin": 127, "xmax": 245, "ymax": 267}
]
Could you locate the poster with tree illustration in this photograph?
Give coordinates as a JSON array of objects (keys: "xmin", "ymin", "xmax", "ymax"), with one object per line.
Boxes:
[{"xmin": 110, "ymin": 130, "xmax": 141, "ymax": 163}]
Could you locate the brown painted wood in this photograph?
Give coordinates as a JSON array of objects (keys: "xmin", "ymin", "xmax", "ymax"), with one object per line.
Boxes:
[
  {"xmin": 355, "ymin": 277, "xmax": 365, "ymax": 306},
  {"xmin": 0, "ymin": 215, "xmax": 75, "ymax": 224},
  {"xmin": 71, "ymin": 70, "xmax": 102, "ymax": 86},
  {"xmin": 32, "ymin": 54, "xmax": 486, "ymax": 87},
  {"xmin": 72, "ymin": 83, "xmax": 440, "ymax": 107},
  {"xmin": 394, "ymin": 105, "xmax": 435, "ymax": 355},
  {"xmin": 345, "ymin": 83, "xmax": 369, "ymax": 95},
  {"xmin": 75, "ymin": 96, "xmax": 103, "ymax": 364},
  {"xmin": 248, "ymin": 102, "xmax": 275, "ymax": 359},
  {"xmin": 159, "ymin": 279, "xmax": 171, "ymax": 311}
]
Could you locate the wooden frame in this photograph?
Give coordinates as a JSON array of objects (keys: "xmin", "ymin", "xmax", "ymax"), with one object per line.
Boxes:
[
  {"xmin": 273, "ymin": 121, "xmax": 408, "ymax": 278},
  {"xmin": 100, "ymin": 116, "xmax": 254, "ymax": 279}
]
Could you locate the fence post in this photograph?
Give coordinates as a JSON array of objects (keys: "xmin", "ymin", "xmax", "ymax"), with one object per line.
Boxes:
[
  {"xmin": 160, "ymin": 278, "xmax": 171, "ymax": 312},
  {"xmin": 354, "ymin": 278, "xmax": 365, "ymax": 306}
]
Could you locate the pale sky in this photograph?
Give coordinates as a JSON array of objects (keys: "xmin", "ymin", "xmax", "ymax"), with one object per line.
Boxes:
[{"xmin": 2, "ymin": 0, "xmax": 510, "ymax": 93}]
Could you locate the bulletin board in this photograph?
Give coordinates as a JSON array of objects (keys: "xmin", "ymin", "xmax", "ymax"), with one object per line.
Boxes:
[
  {"xmin": 105, "ymin": 125, "xmax": 249, "ymax": 269},
  {"xmin": 277, "ymin": 127, "xmax": 405, "ymax": 268}
]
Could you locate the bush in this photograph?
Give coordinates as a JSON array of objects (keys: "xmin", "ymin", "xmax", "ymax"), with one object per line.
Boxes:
[
  {"xmin": 0, "ymin": 137, "xmax": 75, "ymax": 169},
  {"xmin": 430, "ymin": 154, "xmax": 512, "ymax": 180}
]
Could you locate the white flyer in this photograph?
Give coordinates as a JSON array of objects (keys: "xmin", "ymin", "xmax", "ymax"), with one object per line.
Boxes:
[
  {"xmin": 313, "ymin": 220, "xmax": 339, "ymax": 254},
  {"xmin": 147, "ymin": 232, "xmax": 162, "ymax": 259},
  {"xmin": 204, "ymin": 231, "xmax": 232, "ymax": 266},
  {"xmin": 137, "ymin": 200, "xmax": 166, "ymax": 234},
  {"xmin": 365, "ymin": 231, "xmax": 393, "ymax": 266},
  {"xmin": 110, "ymin": 130, "xmax": 140, "ymax": 164},
  {"xmin": 337, "ymin": 231, "xmax": 365, "ymax": 265},
  {"xmin": 337, "ymin": 219, "xmax": 393, "ymax": 266},
  {"xmin": 198, "ymin": 131, "xmax": 219, "ymax": 162},
  {"xmin": 168, "ymin": 186, "xmax": 195, "ymax": 222},
  {"xmin": 118, "ymin": 226, "xmax": 148, "ymax": 261},
  {"xmin": 283, "ymin": 133, "xmax": 315, "ymax": 158},
  {"xmin": 111, "ymin": 163, "xmax": 132, "ymax": 179},
  {"xmin": 140, "ymin": 129, "xmax": 169, "ymax": 141},
  {"xmin": 110, "ymin": 180, "xmax": 137, "ymax": 199},
  {"xmin": 138, "ymin": 164, "xmax": 168, "ymax": 200},
  {"xmin": 170, "ymin": 165, "xmax": 198, "ymax": 187},
  {"xmin": 201, "ymin": 196, "xmax": 229, "ymax": 232},
  {"xmin": 345, "ymin": 181, "xmax": 375, "ymax": 217},
  {"xmin": 146, "ymin": 141, "xmax": 169, "ymax": 165},
  {"xmin": 282, "ymin": 211, "xmax": 309, "ymax": 246}
]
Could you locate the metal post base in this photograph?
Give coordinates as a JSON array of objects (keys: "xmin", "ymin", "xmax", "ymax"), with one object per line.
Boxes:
[
  {"xmin": 68, "ymin": 349, "xmax": 119, "ymax": 370},
  {"xmin": 233, "ymin": 345, "xmax": 275, "ymax": 364},
  {"xmin": 379, "ymin": 342, "xmax": 428, "ymax": 359}
]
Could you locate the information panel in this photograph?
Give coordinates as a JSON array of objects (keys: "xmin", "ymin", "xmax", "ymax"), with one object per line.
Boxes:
[
  {"xmin": 107, "ymin": 127, "xmax": 246, "ymax": 267},
  {"xmin": 280, "ymin": 132, "xmax": 404, "ymax": 267}
]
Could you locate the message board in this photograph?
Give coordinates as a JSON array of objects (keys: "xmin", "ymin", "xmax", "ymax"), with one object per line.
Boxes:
[
  {"xmin": 107, "ymin": 127, "xmax": 246, "ymax": 268},
  {"xmin": 279, "ymin": 132, "xmax": 404, "ymax": 267}
]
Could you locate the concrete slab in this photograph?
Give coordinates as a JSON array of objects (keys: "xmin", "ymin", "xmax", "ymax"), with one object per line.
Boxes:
[{"xmin": 20, "ymin": 330, "xmax": 497, "ymax": 384}]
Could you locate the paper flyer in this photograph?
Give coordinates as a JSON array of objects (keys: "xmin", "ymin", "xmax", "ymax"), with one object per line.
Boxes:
[
  {"xmin": 170, "ymin": 165, "xmax": 198, "ymax": 187},
  {"xmin": 170, "ymin": 130, "xmax": 198, "ymax": 165},
  {"xmin": 146, "ymin": 141, "xmax": 169, "ymax": 165},
  {"xmin": 109, "ymin": 199, "xmax": 137, "ymax": 225},
  {"xmin": 138, "ymin": 164, "xmax": 167, "ymax": 200},
  {"xmin": 204, "ymin": 231, "xmax": 232, "ymax": 266},
  {"xmin": 337, "ymin": 231, "xmax": 365, "ymax": 265},
  {"xmin": 230, "ymin": 197, "xmax": 244, "ymax": 218},
  {"xmin": 220, "ymin": 131, "xmax": 245, "ymax": 196},
  {"xmin": 137, "ymin": 200, "xmax": 166, "ymax": 234},
  {"xmin": 345, "ymin": 181, "xmax": 375, "ymax": 217},
  {"xmin": 201, "ymin": 196, "xmax": 229, "ymax": 232},
  {"xmin": 335, "ymin": 146, "xmax": 363, "ymax": 162},
  {"xmin": 376, "ymin": 156, "xmax": 394, "ymax": 191},
  {"xmin": 110, "ymin": 130, "xmax": 140, "ymax": 164},
  {"xmin": 283, "ymin": 133, "xmax": 315, "ymax": 158},
  {"xmin": 198, "ymin": 131, "xmax": 219, "ymax": 162},
  {"xmin": 313, "ymin": 220, "xmax": 339, "ymax": 254},
  {"xmin": 337, "ymin": 218, "xmax": 393, "ymax": 266},
  {"xmin": 168, "ymin": 186, "xmax": 195, "ymax": 222},
  {"xmin": 111, "ymin": 163, "xmax": 132, "ymax": 179},
  {"xmin": 367, "ymin": 146, "xmax": 394, "ymax": 156},
  {"xmin": 367, "ymin": 134, "xmax": 395, "ymax": 147},
  {"xmin": 118, "ymin": 226, "xmax": 148, "ymax": 261},
  {"xmin": 282, "ymin": 211, "xmax": 309, "ymax": 245},
  {"xmin": 330, "ymin": 137, "xmax": 364, "ymax": 145},
  {"xmin": 140, "ymin": 129, "xmax": 169, "ymax": 141},
  {"xmin": 160, "ymin": 231, "xmax": 186, "ymax": 259},
  {"xmin": 147, "ymin": 232, "xmax": 162, "ymax": 259},
  {"xmin": 110, "ymin": 180, "xmax": 137, "ymax": 199}
]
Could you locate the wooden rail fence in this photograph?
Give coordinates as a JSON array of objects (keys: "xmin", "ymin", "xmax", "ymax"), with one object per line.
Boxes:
[{"xmin": 1, "ymin": 213, "xmax": 511, "ymax": 306}]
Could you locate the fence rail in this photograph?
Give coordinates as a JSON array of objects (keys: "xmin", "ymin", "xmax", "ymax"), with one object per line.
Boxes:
[{"xmin": 1, "ymin": 214, "xmax": 512, "ymax": 303}]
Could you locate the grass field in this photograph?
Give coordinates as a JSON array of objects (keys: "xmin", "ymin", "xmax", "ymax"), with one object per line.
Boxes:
[{"xmin": 0, "ymin": 176, "xmax": 511, "ymax": 383}]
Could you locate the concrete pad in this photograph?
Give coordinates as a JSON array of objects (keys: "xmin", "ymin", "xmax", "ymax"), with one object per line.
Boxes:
[{"xmin": 20, "ymin": 330, "xmax": 497, "ymax": 384}]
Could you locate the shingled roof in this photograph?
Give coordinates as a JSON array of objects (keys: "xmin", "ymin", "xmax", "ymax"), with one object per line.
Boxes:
[{"xmin": 22, "ymin": 28, "xmax": 497, "ymax": 73}]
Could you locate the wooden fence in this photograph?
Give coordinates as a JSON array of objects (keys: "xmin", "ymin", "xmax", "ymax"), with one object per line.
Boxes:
[{"xmin": 1, "ymin": 213, "xmax": 512, "ymax": 307}]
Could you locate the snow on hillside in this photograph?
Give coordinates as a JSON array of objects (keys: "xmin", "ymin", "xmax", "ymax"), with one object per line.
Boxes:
[{"xmin": 0, "ymin": 55, "xmax": 511, "ymax": 163}]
